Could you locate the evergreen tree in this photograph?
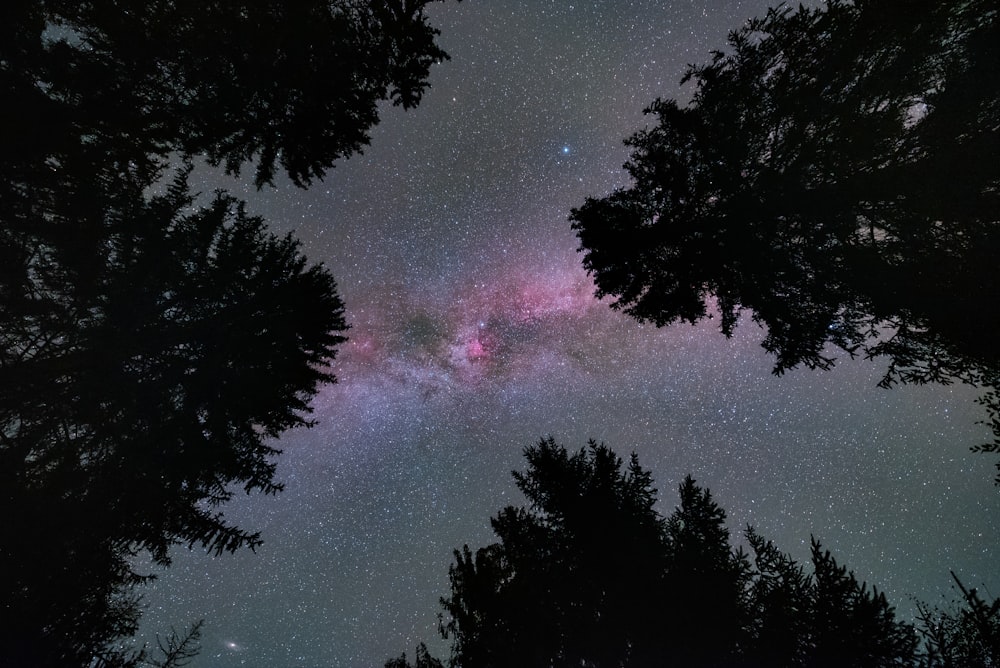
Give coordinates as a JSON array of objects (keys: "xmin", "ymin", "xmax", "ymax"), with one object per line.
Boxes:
[
  {"xmin": 743, "ymin": 527, "xmax": 812, "ymax": 667},
  {"xmin": 2, "ymin": 0, "xmax": 451, "ymax": 187},
  {"xmin": 406, "ymin": 439, "xmax": 925, "ymax": 668},
  {"xmin": 385, "ymin": 642, "xmax": 445, "ymax": 668},
  {"xmin": 806, "ymin": 538, "xmax": 918, "ymax": 667},
  {"xmin": 916, "ymin": 573, "xmax": 1000, "ymax": 667},
  {"xmin": 661, "ymin": 476, "xmax": 751, "ymax": 666},
  {"xmin": 570, "ymin": 0, "xmax": 1000, "ymax": 476},
  {"xmin": 439, "ymin": 438, "xmax": 669, "ymax": 667},
  {"xmin": 0, "ymin": 165, "xmax": 347, "ymax": 666},
  {"xmin": 1, "ymin": 1, "xmax": 453, "ymax": 664}
]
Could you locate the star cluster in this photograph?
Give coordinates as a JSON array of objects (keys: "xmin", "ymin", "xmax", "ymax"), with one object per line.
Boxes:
[{"xmin": 137, "ymin": 2, "xmax": 1000, "ymax": 666}]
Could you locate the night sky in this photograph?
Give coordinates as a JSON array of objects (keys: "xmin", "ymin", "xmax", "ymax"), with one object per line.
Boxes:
[{"xmin": 136, "ymin": 2, "xmax": 1000, "ymax": 666}]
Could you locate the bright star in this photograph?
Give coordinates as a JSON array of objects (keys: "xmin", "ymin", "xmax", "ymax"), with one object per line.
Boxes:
[{"xmin": 561, "ymin": 145, "xmax": 570, "ymax": 154}]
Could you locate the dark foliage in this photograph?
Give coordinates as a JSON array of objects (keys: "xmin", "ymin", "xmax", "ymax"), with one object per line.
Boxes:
[
  {"xmin": 144, "ymin": 620, "xmax": 204, "ymax": 668},
  {"xmin": 743, "ymin": 527, "xmax": 813, "ymax": 666},
  {"xmin": 406, "ymin": 438, "xmax": 920, "ymax": 667},
  {"xmin": 438, "ymin": 438, "xmax": 669, "ymax": 667},
  {"xmin": 2, "ymin": 0, "xmax": 451, "ymax": 187},
  {"xmin": 917, "ymin": 573, "xmax": 1000, "ymax": 667},
  {"xmin": 90, "ymin": 619, "xmax": 205, "ymax": 668},
  {"xmin": 1, "ymin": 1, "xmax": 451, "ymax": 665},
  {"xmin": 662, "ymin": 475, "xmax": 751, "ymax": 666},
  {"xmin": 0, "ymin": 162, "xmax": 347, "ymax": 666},
  {"xmin": 569, "ymin": 0, "xmax": 1000, "ymax": 477},
  {"xmin": 807, "ymin": 538, "xmax": 918, "ymax": 667},
  {"xmin": 386, "ymin": 643, "xmax": 446, "ymax": 668}
]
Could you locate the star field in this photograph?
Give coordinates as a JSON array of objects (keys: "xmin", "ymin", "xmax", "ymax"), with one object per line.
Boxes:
[{"xmin": 136, "ymin": 2, "xmax": 1000, "ymax": 666}]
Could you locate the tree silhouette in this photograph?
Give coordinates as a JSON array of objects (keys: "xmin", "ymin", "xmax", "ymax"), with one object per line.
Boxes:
[
  {"xmin": 743, "ymin": 531, "xmax": 918, "ymax": 668},
  {"xmin": 2, "ymin": 1, "xmax": 452, "ymax": 664},
  {"xmin": 661, "ymin": 475, "xmax": 751, "ymax": 666},
  {"xmin": 385, "ymin": 643, "xmax": 445, "ymax": 668},
  {"xmin": 404, "ymin": 438, "xmax": 919, "ymax": 667},
  {"xmin": 3, "ymin": 0, "xmax": 451, "ymax": 187},
  {"xmin": 917, "ymin": 573, "xmax": 1000, "ymax": 667},
  {"xmin": 0, "ymin": 164, "xmax": 347, "ymax": 666},
  {"xmin": 439, "ymin": 438, "xmax": 669, "ymax": 667},
  {"xmin": 569, "ymin": 0, "xmax": 1000, "ymax": 476},
  {"xmin": 743, "ymin": 527, "xmax": 813, "ymax": 666},
  {"xmin": 807, "ymin": 538, "xmax": 918, "ymax": 667}
]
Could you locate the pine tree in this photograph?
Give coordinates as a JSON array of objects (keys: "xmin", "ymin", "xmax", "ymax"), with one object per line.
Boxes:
[
  {"xmin": 661, "ymin": 476, "xmax": 751, "ymax": 666},
  {"xmin": 806, "ymin": 538, "xmax": 918, "ymax": 667},
  {"xmin": 439, "ymin": 438, "xmax": 669, "ymax": 667},
  {"xmin": 570, "ymin": 0, "xmax": 1000, "ymax": 477}
]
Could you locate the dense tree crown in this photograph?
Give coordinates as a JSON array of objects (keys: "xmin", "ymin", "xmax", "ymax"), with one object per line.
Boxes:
[
  {"xmin": 570, "ymin": 0, "xmax": 1000, "ymax": 475},
  {"xmin": 2, "ymin": 0, "xmax": 450, "ymax": 187},
  {"xmin": 1, "ymin": 1, "xmax": 451, "ymax": 665},
  {"xmin": 389, "ymin": 438, "xmax": 987, "ymax": 668},
  {"xmin": 0, "ymin": 166, "xmax": 348, "ymax": 665}
]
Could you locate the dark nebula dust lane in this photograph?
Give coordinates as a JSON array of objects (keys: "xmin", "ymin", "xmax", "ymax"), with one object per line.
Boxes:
[{"xmin": 136, "ymin": 2, "xmax": 1000, "ymax": 666}]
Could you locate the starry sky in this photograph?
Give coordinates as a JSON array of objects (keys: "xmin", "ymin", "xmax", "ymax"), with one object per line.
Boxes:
[{"xmin": 136, "ymin": 1, "xmax": 1000, "ymax": 666}]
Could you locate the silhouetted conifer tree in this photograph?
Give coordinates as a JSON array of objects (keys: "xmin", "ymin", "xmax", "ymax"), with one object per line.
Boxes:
[
  {"xmin": 0, "ymin": 163, "xmax": 347, "ymax": 666},
  {"xmin": 398, "ymin": 439, "xmax": 928, "ymax": 668},
  {"xmin": 661, "ymin": 475, "xmax": 751, "ymax": 666},
  {"xmin": 1, "ymin": 1, "xmax": 452, "ymax": 664},
  {"xmin": 807, "ymin": 538, "xmax": 918, "ymax": 667},
  {"xmin": 916, "ymin": 573, "xmax": 1000, "ymax": 667},
  {"xmin": 570, "ymin": 0, "xmax": 1000, "ymax": 479},
  {"xmin": 744, "ymin": 527, "xmax": 813, "ymax": 666},
  {"xmin": 385, "ymin": 643, "xmax": 445, "ymax": 668},
  {"xmin": 2, "ymin": 0, "xmax": 450, "ymax": 188},
  {"xmin": 439, "ymin": 438, "xmax": 669, "ymax": 667}
]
